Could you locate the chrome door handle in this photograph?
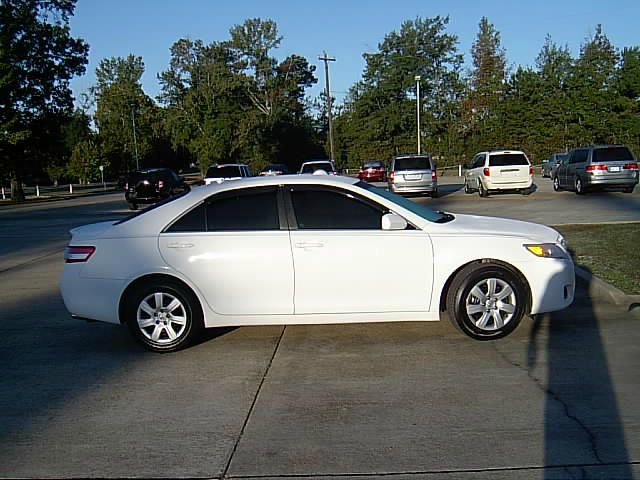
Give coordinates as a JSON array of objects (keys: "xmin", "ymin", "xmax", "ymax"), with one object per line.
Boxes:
[
  {"xmin": 295, "ymin": 241, "xmax": 324, "ymax": 249},
  {"xmin": 166, "ymin": 242, "xmax": 194, "ymax": 249}
]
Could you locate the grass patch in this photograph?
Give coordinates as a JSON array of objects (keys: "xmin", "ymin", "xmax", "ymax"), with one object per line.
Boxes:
[{"xmin": 554, "ymin": 223, "xmax": 640, "ymax": 295}]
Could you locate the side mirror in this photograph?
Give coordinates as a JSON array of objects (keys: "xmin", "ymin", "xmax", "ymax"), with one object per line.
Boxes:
[{"xmin": 382, "ymin": 212, "xmax": 408, "ymax": 231}]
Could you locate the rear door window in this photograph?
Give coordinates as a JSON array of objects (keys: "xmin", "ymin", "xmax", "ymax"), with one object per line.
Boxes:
[
  {"xmin": 206, "ymin": 165, "xmax": 242, "ymax": 178},
  {"xmin": 393, "ymin": 157, "xmax": 431, "ymax": 171},
  {"xmin": 593, "ymin": 147, "xmax": 634, "ymax": 162},
  {"xmin": 488, "ymin": 154, "xmax": 529, "ymax": 166}
]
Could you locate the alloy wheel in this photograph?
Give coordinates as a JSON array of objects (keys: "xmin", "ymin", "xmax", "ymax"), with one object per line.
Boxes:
[{"xmin": 464, "ymin": 277, "xmax": 516, "ymax": 331}]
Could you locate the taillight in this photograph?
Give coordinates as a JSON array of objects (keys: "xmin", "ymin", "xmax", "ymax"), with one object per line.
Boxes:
[
  {"xmin": 585, "ymin": 165, "xmax": 608, "ymax": 172},
  {"xmin": 158, "ymin": 180, "xmax": 165, "ymax": 189},
  {"xmin": 623, "ymin": 163, "xmax": 639, "ymax": 170},
  {"xmin": 389, "ymin": 171, "xmax": 395, "ymax": 183},
  {"xmin": 529, "ymin": 166, "xmax": 533, "ymax": 175},
  {"xmin": 64, "ymin": 246, "xmax": 96, "ymax": 263},
  {"xmin": 432, "ymin": 169, "xmax": 437, "ymax": 180},
  {"xmin": 125, "ymin": 182, "xmax": 128, "ymax": 190},
  {"xmin": 483, "ymin": 167, "xmax": 490, "ymax": 176}
]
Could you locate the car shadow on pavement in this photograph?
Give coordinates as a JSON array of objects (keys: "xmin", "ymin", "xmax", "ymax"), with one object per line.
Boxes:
[{"xmin": 527, "ymin": 270, "xmax": 632, "ymax": 478}]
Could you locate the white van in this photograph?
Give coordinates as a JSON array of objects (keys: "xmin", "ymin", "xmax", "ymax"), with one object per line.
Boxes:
[{"xmin": 465, "ymin": 150, "xmax": 533, "ymax": 197}]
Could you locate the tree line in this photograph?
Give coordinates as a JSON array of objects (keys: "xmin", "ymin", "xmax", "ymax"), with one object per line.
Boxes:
[{"xmin": 2, "ymin": 0, "xmax": 639, "ymax": 201}]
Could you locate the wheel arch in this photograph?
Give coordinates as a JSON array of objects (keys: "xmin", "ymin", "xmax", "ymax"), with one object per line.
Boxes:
[
  {"xmin": 118, "ymin": 273, "xmax": 204, "ymax": 325},
  {"xmin": 438, "ymin": 259, "xmax": 532, "ymax": 315}
]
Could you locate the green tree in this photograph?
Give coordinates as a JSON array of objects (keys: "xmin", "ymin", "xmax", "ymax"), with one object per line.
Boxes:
[
  {"xmin": 335, "ymin": 16, "xmax": 464, "ymax": 167},
  {"xmin": 93, "ymin": 55, "xmax": 158, "ymax": 175},
  {"xmin": 0, "ymin": 0, "xmax": 88, "ymax": 200}
]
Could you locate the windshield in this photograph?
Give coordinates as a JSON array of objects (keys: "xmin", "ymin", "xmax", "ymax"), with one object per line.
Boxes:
[
  {"xmin": 206, "ymin": 165, "xmax": 242, "ymax": 178},
  {"xmin": 356, "ymin": 181, "xmax": 449, "ymax": 223},
  {"xmin": 363, "ymin": 161, "xmax": 384, "ymax": 168}
]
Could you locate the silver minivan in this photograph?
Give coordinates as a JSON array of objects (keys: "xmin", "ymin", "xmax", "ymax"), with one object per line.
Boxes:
[
  {"xmin": 553, "ymin": 145, "xmax": 638, "ymax": 194},
  {"xmin": 387, "ymin": 154, "xmax": 438, "ymax": 196}
]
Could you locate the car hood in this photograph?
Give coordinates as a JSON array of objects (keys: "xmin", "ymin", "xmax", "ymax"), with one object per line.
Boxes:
[
  {"xmin": 69, "ymin": 221, "xmax": 116, "ymax": 240},
  {"xmin": 440, "ymin": 213, "xmax": 560, "ymax": 243}
]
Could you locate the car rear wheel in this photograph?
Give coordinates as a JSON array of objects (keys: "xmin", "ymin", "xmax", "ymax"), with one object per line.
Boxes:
[
  {"xmin": 478, "ymin": 181, "xmax": 489, "ymax": 198},
  {"xmin": 553, "ymin": 176, "xmax": 560, "ymax": 191},
  {"xmin": 446, "ymin": 263, "xmax": 527, "ymax": 340},
  {"xmin": 623, "ymin": 186, "xmax": 635, "ymax": 194},
  {"xmin": 521, "ymin": 187, "xmax": 532, "ymax": 195},
  {"xmin": 575, "ymin": 176, "xmax": 585, "ymax": 195},
  {"xmin": 125, "ymin": 280, "xmax": 203, "ymax": 353}
]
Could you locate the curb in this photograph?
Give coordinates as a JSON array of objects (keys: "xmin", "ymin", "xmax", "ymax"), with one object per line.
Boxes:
[{"xmin": 575, "ymin": 266, "xmax": 640, "ymax": 315}]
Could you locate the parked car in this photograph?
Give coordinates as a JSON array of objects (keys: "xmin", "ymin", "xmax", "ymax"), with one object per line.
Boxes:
[
  {"xmin": 465, "ymin": 150, "xmax": 533, "ymax": 197},
  {"xmin": 60, "ymin": 175, "xmax": 574, "ymax": 352},
  {"xmin": 259, "ymin": 163, "xmax": 290, "ymax": 176},
  {"xmin": 553, "ymin": 145, "xmax": 638, "ymax": 194},
  {"xmin": 203, "ymin": 163, "xmax": 252, "ymax": 185},
  {"xmin": 299, "ymin": 160, "xmax": 337, "ymax": 175},
  {"xmin": 387, "ymin": 154, "xmax": 437, "ymax": 196},
  {"xmin": 124, "ymin": 168, "xmax": 189, "ymax": 210},
  {"xmin": 541, "ymin": 152, "xmax": 569, "ymax": 178},
  {"xmin": 358, "ymin": 160, "xmax": 387, "ymax": 182}
]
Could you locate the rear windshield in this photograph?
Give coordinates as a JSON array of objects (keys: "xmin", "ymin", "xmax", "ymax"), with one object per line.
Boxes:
[
  {"xmin": 363, "ymin": 161, "xmax": 384, "ymax": 168},
  {"xmin": 593, "ymin": 147, "xmax": 634, "ymax": 162},
  {"xmin": 301, "ymin": 162, "xmax": 334, "ymax": 173},
  {"xmin": 206, "ymin": 165, "xmax": 242, "ymax": 178},
  {"xmin": 115, "ymin": 190, "xmax": 190, "ymax": 225},
  {"xmin": 393, "ymin": 157, "xmax": 431, "ymax": 171},
  {"xmin": 488, "ymin": 154, "xmax": 529, "ymax": 166}
]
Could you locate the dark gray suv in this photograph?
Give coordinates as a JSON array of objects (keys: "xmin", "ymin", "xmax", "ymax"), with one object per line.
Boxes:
[{"xmin": 553, "ymin": 145, "xmax": 638, "ymax": 194}]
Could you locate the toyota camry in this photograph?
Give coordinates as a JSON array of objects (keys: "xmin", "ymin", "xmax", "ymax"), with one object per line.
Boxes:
[{"xmin": 60, "ymin": 175, "xmax": 575, "ymax": 352}]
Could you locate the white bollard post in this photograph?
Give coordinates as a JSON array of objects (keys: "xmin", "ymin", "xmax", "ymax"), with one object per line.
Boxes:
[
  {"xmin": 459, "ymin": 164, "xmax": 462, "ymax": 177},
  {"xmin": 69, "ymin": 184, "xmax": 73, "ymax": 194},
  {"xmin": 36, "ymin": 185, "xmax": 40, "ymax": 197},
  {"xmin": 1, "ymin": 186, "xmax": 5, "ymax": 200}
]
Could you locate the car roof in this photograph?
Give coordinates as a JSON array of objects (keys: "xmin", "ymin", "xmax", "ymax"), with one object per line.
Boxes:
[
  {"xmin": 207, "ymin": 163, "xmax": 248, "ymax": 167},
  {"xmin": 301, "ymin": 159, "xmax": 333, "ymax": 164}
]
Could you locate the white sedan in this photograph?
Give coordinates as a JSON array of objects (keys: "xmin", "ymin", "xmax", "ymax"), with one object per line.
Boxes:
[{"xmin": 60, "ymin": 175, "xmax": 575, "ymax": 352}]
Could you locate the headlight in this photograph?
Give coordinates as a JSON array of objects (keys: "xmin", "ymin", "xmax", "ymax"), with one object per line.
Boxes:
[{"xmin": 524, "ymin": 243, "xmax": 567, "ymax": 258}]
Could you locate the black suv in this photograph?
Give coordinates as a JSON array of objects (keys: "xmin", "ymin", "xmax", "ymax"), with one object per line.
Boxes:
[{"xmin": 125, "ymin": 168, "xmax": 189, "ymax": 210}]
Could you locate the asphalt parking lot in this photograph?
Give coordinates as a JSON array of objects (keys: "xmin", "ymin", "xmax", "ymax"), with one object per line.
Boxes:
[{"xmin": 1, "ymin": 177, "xmax": 639, "ymax": 479}]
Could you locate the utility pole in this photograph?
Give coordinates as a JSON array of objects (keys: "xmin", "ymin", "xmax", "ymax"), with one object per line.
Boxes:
[
  {"xmin": 130, "ymin": 103, "xmax": 140, "ymax": 171},
  {"xmin": 415, "ymin": 75, "xmax": 421, "ymax": 154},
  {"xmin": 319, "ymin": 51, "xmax": 336, "ymax": 161}
]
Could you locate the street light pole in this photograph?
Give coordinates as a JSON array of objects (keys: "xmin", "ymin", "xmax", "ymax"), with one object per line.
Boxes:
[
  {"xmin": 130, "ymin": 103, "xmax": 139, "ymax": 171},
  {"xmin": 415, "ymin": 75, "xmax": 421, "ymax": 154}
]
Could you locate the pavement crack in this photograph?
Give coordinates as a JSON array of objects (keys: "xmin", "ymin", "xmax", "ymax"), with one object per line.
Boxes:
[
  {"xmin": 222, "ymin": 326, "xmax": 287, "ymax": 479},
  {"xmin": 492, "ymin": 344, "xmax": 605, "ymax": 465}
]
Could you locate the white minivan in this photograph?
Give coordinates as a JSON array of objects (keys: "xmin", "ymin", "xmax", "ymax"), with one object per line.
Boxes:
[{"xmin": 465, "ymin": 150, "xmax": 533, "ymax": 197}]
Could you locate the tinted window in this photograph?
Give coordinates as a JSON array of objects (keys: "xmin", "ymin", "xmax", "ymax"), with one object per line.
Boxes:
[
  {"xmin": 571, "ymin": 149, "xmax": 589, "ymax": 164},
  {"xmin": 301, "ymin": 162, "xmax": 334, "ymax": 173},
  {"xmin": 207, "ymin": 188, "xmax": 279, "ymax": 231},
  {"xmin": 206, "ymin": 165, "xmax": 243, "ymax": 178},
  {"xmin": 488, "ymin": 154, "xmax": 529, "ymax": 166},
  {"xmin": 593, "ymin": 147, "xmax": 634, "ymax": 162},
  {"xmin": 291, "ymin": 188, "xmax": 382, "ymax": 230},
  {"xmin": 167, "ymin": 204, "xmax": 206, "ymax": 232},
  {"xmin": 393, "ymin": 156, "xmax": 431, "ymax": 171},
  {"xmin": 553, "ymin": 153, "xmax": 568, "ymax": 163}
]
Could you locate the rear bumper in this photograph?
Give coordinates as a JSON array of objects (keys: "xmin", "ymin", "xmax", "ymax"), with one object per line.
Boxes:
[
  {"xmin": 388, "ymin": 181, "xmax": 437, "ymax": 193},
  {"xmin": 583, "ymin": 174, "xmax": 638, "ymax": 187},
  {"xmin": 484, "ymin": 178, "xmax": 532, "ymax": 191},
  {"xmin": 60, "ymin": 267, "xmax": 125, "ymax": 325}
]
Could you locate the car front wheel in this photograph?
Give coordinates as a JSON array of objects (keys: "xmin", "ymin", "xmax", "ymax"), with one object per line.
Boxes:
[
  {"xmin": 446, "ymin": 263, "xmax": 527, "ymax": 340},
  {"xmin": 553, "ymin": 176, "xmax": 560, "ymax": 191},
  {"xmin": 125, "ymin": 280, "xmax": 203, "ymax": 352},
  {"xmin": 575, "ymin": 176, "xmax": 585, "ymax": 194}
]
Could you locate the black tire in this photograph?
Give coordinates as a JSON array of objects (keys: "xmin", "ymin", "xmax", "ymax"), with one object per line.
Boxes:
[
  {"xmin": 431, "ymin": 189, "xmax": 439, "ymax": 198},
  {"xmin": 128, "ymin": 202, "xmax": 138, "ymax": 210},
  {"xmin": 478, "ymin": 181, "xmax": 489, "ymax": 198},
  {"xmin": 464, "ymin": 180, "xmax": 473, "ymax": 194},
  {"xmin": 553, "ymin": 176, "xmax": 560, "ymax": 192},
  {"xmin": 623, "ymin": 186, "xmax": 635, "ymax": 194},
  {"xmin": 575, "ymin": 176, "xmax": 585, "ymax": 195},
  {"xmin": 446, "ymin": 263, "xmax": 528, "ymax": 340},
  {"xmin": 521, "ymin": 187, "xmax": 532, "ymax": 195},
  {"xmin": 125, "ymin": 280, "xmax": 203, "ymax": 353}
]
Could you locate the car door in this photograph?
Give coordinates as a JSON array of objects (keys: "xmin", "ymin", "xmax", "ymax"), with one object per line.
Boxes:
[
  {"xmin": 158, "ymin": 186, "xmax": 294, "ymax": 316},
  {"xmin": 557, "ymin": 152, "xmax": 571, "ymax": 187},
  {"xmin": 286, "ymin": 185, "xmax": 434, "ymax": 315}
]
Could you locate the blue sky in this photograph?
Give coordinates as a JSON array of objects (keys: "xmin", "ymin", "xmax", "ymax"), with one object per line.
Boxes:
[{"xmin": 70, "ymin": 0, "xmax": 640, "ymax": 105}]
